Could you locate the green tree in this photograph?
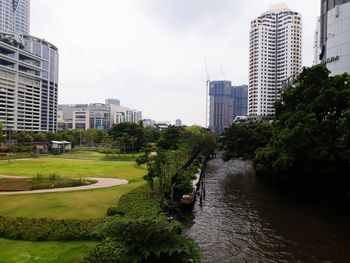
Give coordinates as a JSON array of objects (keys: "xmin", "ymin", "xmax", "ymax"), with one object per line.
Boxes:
[
  {"xmin": 220, "ymin": 121, "xmax": 272, "ymax": 161},
  {"xmin": 158, "ymin": 125, "xmax": 185, "ymax": 150},
  {"xmin": 254, "ymin": 65, "xmax": 350, "ymax": 196},
  {"xmin": 109, "ymin": 123, "xmax": 146, "ymax": 152},
  {"xmin": 0, "ymin": 122, "xmax": 4, "ymax": 142}
]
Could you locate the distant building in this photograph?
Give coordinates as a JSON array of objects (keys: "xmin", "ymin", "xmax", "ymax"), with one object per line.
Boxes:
[
  {"xmin": 175, "ymin": 119, "xmax": 182, "ymax": 127},
  {"xmin": 143, "ymin": 119, "xmax": 156, "ymax": 127},
  {"xmin": 58, "ymin": 99, "xmax": 142, "ymax": 130},
  {"xmin": 249, "ymin": 3, "xmax": 302, "ymax": 117},
  {"xmin": 319, "ymin": 0, "xmax": 350, "ymax": 75},
  {"xmin": 155, "ymin": 122, "xmax": 169, "ymax": 131},
  {"xmin": 209, "ymin": 81, "xmax": 248, "ymax": 134}
]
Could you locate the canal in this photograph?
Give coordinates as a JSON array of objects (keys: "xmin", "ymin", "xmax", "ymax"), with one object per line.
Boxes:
[{"xmin": 184, "ymin": 158, "xmax": 350, "ymax": 263}]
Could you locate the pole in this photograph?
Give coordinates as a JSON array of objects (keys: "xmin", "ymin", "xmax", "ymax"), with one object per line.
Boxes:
[{"xmin": 8, "ymin": 128, "xmax": 12, "ymax": 164}]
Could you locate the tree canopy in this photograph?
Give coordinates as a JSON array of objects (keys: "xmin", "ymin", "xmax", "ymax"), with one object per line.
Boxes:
[{"xmin": 254, "ymin": 65, "xmax": 350, "ymax": 195}]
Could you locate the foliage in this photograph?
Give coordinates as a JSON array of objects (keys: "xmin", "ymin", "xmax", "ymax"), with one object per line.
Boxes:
[
  {"xmin": 220, "ymin": 121, "xmax": 272, "ymax": 161},
  {"xmin": 144, "ymin": 127, "xmax": 160, "ymax": 143},
  {"xmin": 0, "ymin": 216, "xmax": 106, "ymax": 241},
  {"xmin": 88, "ymin": 184, "xmax": 201, "ymax": 263},
  {"xmin": 28, "ymin": 174, "xmax": 96, "ymax": 190},
  {"xmin": 0, "ymin": 122, "xmax": 4, "ymax": 142},
  {"xmin": 109, "ymin": 123, "xmax": 147, "ymax": 152},
  {"xmin": 107, "ymin": 183, "xmax": 163, "ymax": 219},
  {"xmin": 87, "ymin": 217, "xmax": 201, "ymax": 263},
  {"xmin": 158, "ymin": 126, "xmax": 185, "ymax": 150},
  {"xmin": 254, "ymin": 65, "xmax": 350, "ymax": 195}
]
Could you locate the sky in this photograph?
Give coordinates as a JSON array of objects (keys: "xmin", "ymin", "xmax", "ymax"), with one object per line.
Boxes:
[{"xmin": 31, "ymin": 0, "xmax": 320, "ymax": 126}]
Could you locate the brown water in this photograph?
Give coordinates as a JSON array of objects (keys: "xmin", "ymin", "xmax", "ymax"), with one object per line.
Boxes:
[{"xmin": 184, "ymin": 158, "xmax": 350, "ymax": 263}]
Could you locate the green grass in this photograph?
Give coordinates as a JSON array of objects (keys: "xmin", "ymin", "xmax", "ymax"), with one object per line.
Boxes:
[
  {"xmin": 0, "ymin": 158, "xmax": 146, "ymax": 180},
  {"xmin": 0, "ymin": 238, "xmax": 96, "ymax": 263},
  {"xmin": 42, "ymin": 149, "xmax": 142, "ymax": 161},
  {"xmin": 0, "ymin": 158, "xmax": 147, "ymax": 219},
  {"xmin": 0, "ymin": 180, "xmax": 145, "ymax": 219}
]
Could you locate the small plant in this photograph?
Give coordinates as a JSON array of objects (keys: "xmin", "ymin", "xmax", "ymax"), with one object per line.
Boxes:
[
  {"xmin": 48, "ymin": 173, "xmax": 60, "ymax": 180},
  {"xmin": 32, "ymin": 174, "xmax": 44, "ymax": 181}
]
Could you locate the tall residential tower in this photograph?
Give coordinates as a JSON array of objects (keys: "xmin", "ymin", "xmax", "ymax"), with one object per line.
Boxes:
[
  {"xmin": 248, "ymin": 3, "xmax": 302, "ymax": 117},
  {"xmin": 0, "ymin": 0, "xmax": 30, "ymax": 34}
]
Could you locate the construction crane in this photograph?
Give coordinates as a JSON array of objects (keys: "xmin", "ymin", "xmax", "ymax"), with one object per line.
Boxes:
[{"xmin": 204, "ymin": 60, "xmax": 210, "ymax": 129}]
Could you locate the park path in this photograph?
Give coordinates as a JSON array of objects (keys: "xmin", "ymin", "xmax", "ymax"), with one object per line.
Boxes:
[{"xmin": 0, "ymin": 176, "xmax": 128, "ymax": 195}]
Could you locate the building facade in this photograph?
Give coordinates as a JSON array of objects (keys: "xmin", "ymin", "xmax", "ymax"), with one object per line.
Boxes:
[
  {"xmin": 248, "ymin": 3, "xmax": 302, "ymax": 117},
  {"xmin": 0, "ymin": 0, "xmax": 59, "ymax": 132},
  {"xmin": 319, "ymin": 0, "xmax": 350, "ymax": 75},
  {"xmin": 209, "ymin": 81, "xmax": 248, "ymax": 134},
  {"xmin": 175, "ymin": 119, "xmax": 182, "ymax": 127},
  {"xmin": 314, "ymin": 17, "xmax": 322, "ymax": 65},
  {"xmin": 0, "ymin": 0, "xmax": 30, "ymax": 34},
  {"xmin": 58, "ymin": 99, "xmax": 142, "ymax": 131},
  {"xmin": 0, "ymin": 33, "xmax": 59, "ymax": 132}
]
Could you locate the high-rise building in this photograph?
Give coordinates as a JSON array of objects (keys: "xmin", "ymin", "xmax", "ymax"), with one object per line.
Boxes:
[
  {"xmin": 319, "ymin": 0, "xmax": 350, "ymax": 75},
  {"xmin": 248, "ymin": 3, "xmax": 302, "ymax": 117},
  {"xmin": 209, "ymin": 81, "xmax": 248, "ymax": 134},
  {"xmin": 0, "ymin": 0, "xmax": 30, "ymax": 34},
  {"xmin": 0, "ymin": 0, "xmax": 59, "ymax": 132},
  {"xmin": 175, "ymin": 119, "xmax": 182, "ymax": 127},
  {"xmin": 313, "ymin": 17, "xmax": 322, "ymax": 65}
]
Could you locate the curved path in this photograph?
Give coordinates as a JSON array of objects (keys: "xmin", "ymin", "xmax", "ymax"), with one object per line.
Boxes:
[{"xmin": 0, "ymin": 175, "xmax": 128, "ymax": 195}]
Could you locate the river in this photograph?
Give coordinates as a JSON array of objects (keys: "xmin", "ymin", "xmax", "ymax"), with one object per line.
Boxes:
[{"xmin": 184, "ymin": 158, "xmax": 350, "ymax": 263}]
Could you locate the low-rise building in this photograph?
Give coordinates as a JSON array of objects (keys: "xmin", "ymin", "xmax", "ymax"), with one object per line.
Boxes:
[{"xmin": 58, "ymin": 99, "xmax": 142, "ymax": 130}]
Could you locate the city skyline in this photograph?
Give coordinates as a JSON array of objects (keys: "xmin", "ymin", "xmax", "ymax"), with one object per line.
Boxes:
[{"xmin": 30, "ymin": 0, "xmax": 320, "ymax": 126}]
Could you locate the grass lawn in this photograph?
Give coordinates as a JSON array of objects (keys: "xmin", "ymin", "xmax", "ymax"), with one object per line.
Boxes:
[
  {"xmin": 0, "ymin": 158, "xmax": 147, "ymax": 219},
  {"xmin": 0, "ymin": 238, "xmax": 96, "ymax": 263},
  {"xmin": 0, "ymin": 158, "xmax": 146, "ymax": 180},
  {"xmin": 43, "ymin": 149, "xmax": 142, "ymax": 161},
  {"xmin": 0, "ymin": 180, "xmax": 145, "ymax": 219}
]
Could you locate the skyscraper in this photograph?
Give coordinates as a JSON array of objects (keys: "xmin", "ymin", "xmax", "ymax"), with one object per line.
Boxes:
[
  {"xmin": 0, "ymin": 0, "xmax": 59, "ymax": 132},
  {"xmin": 248, "ymin": 3, "xmax": 302, "ymax": 117},
  {"xmin": 0, "ymin": 0, "xmax": 30, "ymax": 34},
  {"xmin": 209, "ymin": 81, "xmax": 248, "ymax": 134},
  {"xmin": 319, "ymin": 0, "xmax": 350, "ymax": 75}
]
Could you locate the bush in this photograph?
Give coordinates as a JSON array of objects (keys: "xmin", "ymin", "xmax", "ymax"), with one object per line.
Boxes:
[
  {"xmin": 86, "ymin": 217, "xmax": 201, "ymax": 263},
  {"xmin": 115, "ymin": 183, "xmax": 164, "ymax": 219},
  {"xmin": 0, "ymin": 216, "xmax": 107, "ymax": 241}
]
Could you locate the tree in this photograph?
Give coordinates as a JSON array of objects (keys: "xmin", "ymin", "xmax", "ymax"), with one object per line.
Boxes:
[
  {"xmin": 158, "ymin": 125, "xmax": 185, "ymax": 150},
  {"xmin": 220, "ymin": 121, "xmax": 272, "ymax": 161},
  {"xmin": 0, "ymin": 122, "xmax": 4, "ymax": 142},
  {"xmin": 85, "ymin": 218, "xmax": 201, "ymax": 263},
  {"xmin": 109, "ymin": 123, "xmax": 147, "ymax": 152},
  {"xmin": 254, "ymin": 65, "xmax": 350, "ymax": 196}
]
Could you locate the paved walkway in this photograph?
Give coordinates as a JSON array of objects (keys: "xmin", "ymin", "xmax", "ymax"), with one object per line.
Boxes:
[{"xmin": 0, "ymin": 175, "xmax": 128, "ymax": 195}]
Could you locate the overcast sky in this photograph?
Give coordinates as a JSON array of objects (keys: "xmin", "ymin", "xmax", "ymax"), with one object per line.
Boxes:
[{"xmin": 31, "ymin": 0, "xmax": 319, "ymax": 126}]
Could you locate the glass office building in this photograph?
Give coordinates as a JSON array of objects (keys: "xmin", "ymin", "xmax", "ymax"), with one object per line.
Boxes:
[
  {"xmin": 209, "ymin": 81, "xmax": 248, "ymax": 134},
  {"xmin": 0, "ymin": 0, "xmax": 59, "ymax": 132},
  {"xmin": 0, "ymin": 33, "xmax": 59, "ymax": 132},
  {"xmin": 319, "ymin": 0, "xmax": 350, "ymax": 75}
]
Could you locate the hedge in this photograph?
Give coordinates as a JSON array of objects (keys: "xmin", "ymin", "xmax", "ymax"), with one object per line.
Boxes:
[{"xmin": 0, "ymin": 216, "xmax": 108, "ymax": 241}]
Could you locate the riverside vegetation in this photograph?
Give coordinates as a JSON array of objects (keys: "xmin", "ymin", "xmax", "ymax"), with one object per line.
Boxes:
[
  {"xmin": 0, "ymin": 124, "xmax": 216, "ymax": 262},
  {"xmin": 220, "ymin": 65, "xmax": 350, "ymax": 200}
]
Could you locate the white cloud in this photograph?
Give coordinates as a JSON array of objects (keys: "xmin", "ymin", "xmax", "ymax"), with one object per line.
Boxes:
[{"xmin": 31, "ymin": 0, "xmax": 320, "ymax": 125}]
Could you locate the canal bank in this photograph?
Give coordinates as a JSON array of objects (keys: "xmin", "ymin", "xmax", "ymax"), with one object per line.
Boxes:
[{"xmin": 184, "ymin": 158, "xmax": 350, "ymax": 263}]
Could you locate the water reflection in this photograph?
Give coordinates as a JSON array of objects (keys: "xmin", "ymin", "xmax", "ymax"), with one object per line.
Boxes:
[{"xmin": 184, "ymin": 158, "xmax": 350, "ymax": 263}]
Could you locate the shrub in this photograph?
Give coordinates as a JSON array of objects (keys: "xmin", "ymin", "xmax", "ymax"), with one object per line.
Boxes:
[{"xmin": 0, "ymin": 216, "xmax": 107, "ymax": 241}]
